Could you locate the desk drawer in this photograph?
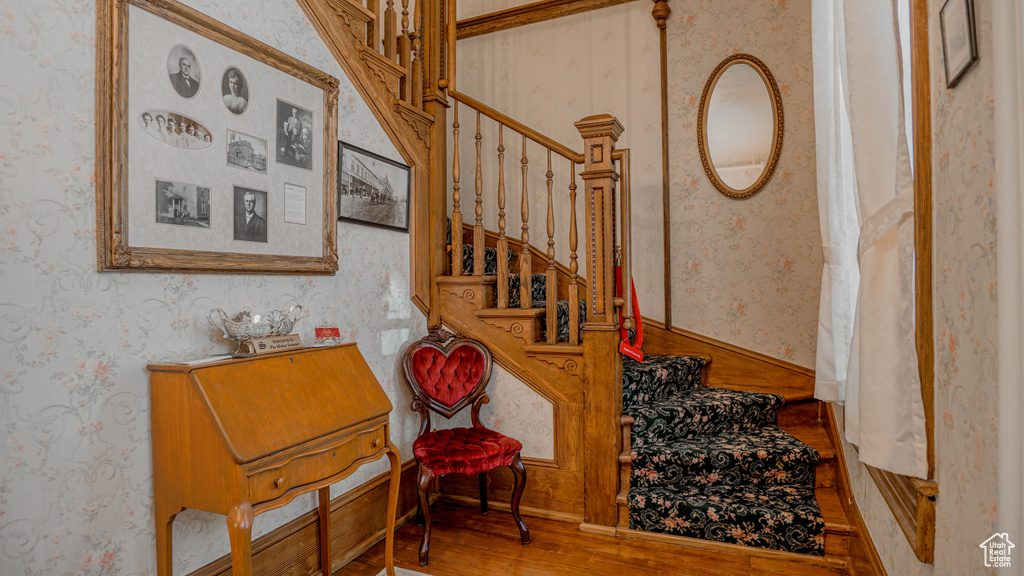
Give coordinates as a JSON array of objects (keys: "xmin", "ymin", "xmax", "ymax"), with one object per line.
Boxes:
[{"xmin": 249, "ymin": 425, "xmax": 386, "ymax": 504}]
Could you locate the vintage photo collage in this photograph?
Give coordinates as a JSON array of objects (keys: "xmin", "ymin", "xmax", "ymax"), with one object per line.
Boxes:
[{"xmin": 143, "ymin": 44, "xmax": 313, "ymax": 243}]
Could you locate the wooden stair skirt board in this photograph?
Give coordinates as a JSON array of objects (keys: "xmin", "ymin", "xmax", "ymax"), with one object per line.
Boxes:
[
  {"xmin": 579, "ymin": 522, "xmax": 851, "ymax": 574},
  {"xmin": 186, "ymin": 459, "xmax": 424, "ymax": 576}
]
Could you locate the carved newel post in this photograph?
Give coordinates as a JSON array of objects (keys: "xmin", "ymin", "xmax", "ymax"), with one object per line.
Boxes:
[{"xmin": 575, "ymin": 114, "xmax": 625, "ymax": 527}]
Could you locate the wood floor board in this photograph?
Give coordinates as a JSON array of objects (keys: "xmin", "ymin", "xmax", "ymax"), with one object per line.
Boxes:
[{"xmin": 337, "ymin": 503, "xmax": 847, "ymax": 576}]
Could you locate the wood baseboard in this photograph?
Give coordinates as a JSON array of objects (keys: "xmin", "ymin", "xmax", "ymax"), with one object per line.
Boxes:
[{"xmin": 187, "ymin": 459, "xmax": 421, "ymax": 576}]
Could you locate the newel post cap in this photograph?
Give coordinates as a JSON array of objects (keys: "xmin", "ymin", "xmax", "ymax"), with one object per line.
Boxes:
[{"xmin": 574, "ymin": 114, "xmax": 625, "ymax": 142}]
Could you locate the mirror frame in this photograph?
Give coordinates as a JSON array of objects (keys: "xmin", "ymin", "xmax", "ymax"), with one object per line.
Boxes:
[{"xmin": 697, "ymin": 53, "xmax": 784, "ymax": 199}]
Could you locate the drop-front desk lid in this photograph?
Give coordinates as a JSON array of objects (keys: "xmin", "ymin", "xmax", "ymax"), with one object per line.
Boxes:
[{"xmin": 148, "ymin": 344, "xmax": 392, "ymax": 463}]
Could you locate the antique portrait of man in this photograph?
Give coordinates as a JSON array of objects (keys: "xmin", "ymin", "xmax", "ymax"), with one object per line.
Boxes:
[
  {"xmin": 233, "ymin": 186, "xmax": 268, "ymax": 243},
  {"xmin": 275, "ymin": 99, "xmax": 314, "ymax": 170},
  {"xmin": 167, "ymin": 45, "xmax": 201, "ymax": 99},
  {"xmin": 222, "ymin": 67, "xmax": 250, "ymax": 115}
]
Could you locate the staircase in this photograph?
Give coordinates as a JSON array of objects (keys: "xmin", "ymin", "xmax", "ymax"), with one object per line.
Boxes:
[
  {"xmin": 299, "ymin": 0, "xmax": 855, "ymax": 567},
  {"xmin": 618, "ymin": 352, "xmax": 852, "ymax": 561}
]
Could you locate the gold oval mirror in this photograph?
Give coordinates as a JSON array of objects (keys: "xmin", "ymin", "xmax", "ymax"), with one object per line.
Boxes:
[{"xmin": 697, "ymin": 54, "xmax": 783, "ymax": 199}]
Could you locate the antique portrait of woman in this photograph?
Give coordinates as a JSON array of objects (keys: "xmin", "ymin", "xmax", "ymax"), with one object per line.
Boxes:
[{"xmin": 221, "ymin": 67, "xmax": 249, "ymax": 115}]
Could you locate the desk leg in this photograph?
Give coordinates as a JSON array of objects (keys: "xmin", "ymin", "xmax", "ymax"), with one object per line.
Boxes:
[
  {"xmin": 227, "ymin": 502, "xmax": 254, "ymax": 576},
  {"xmin": 319, "ymin": 487, "xmax": 332, "ymax": 575},
  {"xmin": 154, "ymin": 500, "xmax": 179, "ymax": 576},
  {"xmin": 384, "ymin": 443, "xmax": 401, "ymax": 576}
]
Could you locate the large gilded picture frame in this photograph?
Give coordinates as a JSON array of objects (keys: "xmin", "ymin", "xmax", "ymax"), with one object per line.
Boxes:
[{"xmin": 96, "ymin": 0, "xmax": 340, "ymax": 274}]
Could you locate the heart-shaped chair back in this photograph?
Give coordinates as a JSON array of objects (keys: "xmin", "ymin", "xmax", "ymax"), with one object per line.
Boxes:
[{"xmin": 402, "ymin": 335, "xmax": 492, "ymax": 419}]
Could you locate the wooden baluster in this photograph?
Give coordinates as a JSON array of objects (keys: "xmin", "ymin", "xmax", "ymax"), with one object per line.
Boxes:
[
  {"xmin": 496, "ymin": 125, "xmax": 509, "ymax": 308},
  {"xmin": 411, "ymin": 13, "xmax": 423, "ymax": 108},
  {"xmin": 397, "ymin": 0, "xmax": 411, "ymax": 101},
  {"xmin": 366, "ymin": 0, "xmax": 379, "ymax": 53},
  {"xmin": 519, "ymin": 135, "xmax": 532, "ymax": 308},
  {"xmin": 451, "ymin": 101, "xmax": 463, "ymax": 276},
  {"xmin": 473, "ymin": 112, "xmax": 485, "ymax": 276},
  {"xmin": 384, "ymin": 0, "xmax": 397, "ymax": 60},
  {"xmin": 568, "ymin": 162, "xmax": 580, "ymax": 345},
  {"xmin": 545, "ymin": 150, "xmax": 557, "ymax": 344}
]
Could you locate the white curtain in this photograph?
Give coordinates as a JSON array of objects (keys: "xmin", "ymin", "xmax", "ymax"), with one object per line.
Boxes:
[{"xmin": 811, "ymin": 0, "xmax": 928, "ymax": 479}]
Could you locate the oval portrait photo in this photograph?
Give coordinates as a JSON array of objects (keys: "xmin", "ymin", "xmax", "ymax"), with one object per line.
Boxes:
[
  {"xmin": 221, "ymin": 66, "xmax": 250, "ymax": 115},
  {"xmin": 166, "ymin": 44, "xmax": 202, "ymax": 99}
]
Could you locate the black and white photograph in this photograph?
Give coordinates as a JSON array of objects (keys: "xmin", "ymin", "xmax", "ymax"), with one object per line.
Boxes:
[
  {"xmin": 140, "ymin": 109, "xmax": 213, "ymax": 149},
  {"xmin": 226, "ymin": 130, "xmax": 267, "ymax": 173},
  {"xmin": 155, "ymin": 179, "xmax": 211, "ymax": 228},
  {"xmin": 337, "ymin": 141, "xmax": 411, "ymax": 232},
  {"xmin": 275, "ymin": 99, "xmax": 314, "ymax": 170},
  {"xmin": 221, "ymin": 66, "xmax": 250, "ymax": 114},
  {"xmin": 940, "ymin": 0, "xmax": 979, "ymax": 88},
  {"xmin": 233, "ymin": 185, "xmax": 268, "ymax": 243},
  {"xmin": 166, "ymin": 44, "xmax": 202, "ymax": 98}
]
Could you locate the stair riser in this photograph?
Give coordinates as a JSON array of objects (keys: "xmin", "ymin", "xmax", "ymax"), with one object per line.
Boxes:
[
  {"xmin": 816, "ymin": 460, "xmax": 836, "ymax": 488},
  {"xmin": 631, "ymin": 406, "xmax": 781, "ymax": 445},
  {"xmin": 776, "ymin": 400, "xmax": 820, "ymax": 427}
]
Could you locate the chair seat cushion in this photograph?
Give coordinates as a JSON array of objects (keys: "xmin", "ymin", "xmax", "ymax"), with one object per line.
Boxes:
[{"xmin": 414, "ymin": 427, "xmax": 523, "ymax": 476}]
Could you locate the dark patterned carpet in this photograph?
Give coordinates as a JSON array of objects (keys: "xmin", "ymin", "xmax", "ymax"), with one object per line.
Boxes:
[{"xmin": 624, "ymin": 356, "xmax": 825, "ymax": 555}]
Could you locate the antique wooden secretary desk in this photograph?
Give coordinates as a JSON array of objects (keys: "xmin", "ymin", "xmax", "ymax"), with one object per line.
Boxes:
[{"xmin": 148, "ymin": 344, "xmax": 399, "ymax": 576}]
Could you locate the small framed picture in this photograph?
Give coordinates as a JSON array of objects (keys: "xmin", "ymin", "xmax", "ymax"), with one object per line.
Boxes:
[
  {"xmin": 276, "ymin": 99, "xmax": 314, "ymax": 171},
  {"xmin": 155, "ymin": 179, "xmax": 211, "ymax": 228},
  {"xmin": 233, "ymin": 186, "xmax": 269, "ymax": 243},
  {"xmin": 940, "ymin": 0, "xmax": 979, "ymax": 89},
  {"xmin": 226, "ymin": 129, "xmax": 267, "ymax": 174},
  {"xmin": 166, "ymin": 44, "xmax": 202, "ymax": 98},
  {"xmin": 221, "ymin": 66, "xmax": 250, "ymax": 115},
  {"xmin": 337, "ymin": 141, "xmax": 411, "ymax": 233}
]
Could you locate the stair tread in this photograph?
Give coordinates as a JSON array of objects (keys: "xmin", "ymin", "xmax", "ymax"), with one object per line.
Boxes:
[
  {"xmin": 632, "ymin": 425, "xmax": 819, "ymax": 489},
  {"xmin": 814, "ymin": 487, "xmax": 850, "ymax": 531},
  {"xmin": 522, "ymin": 344, "xmax": 583, "ymax": 355},
  {"xmin": 629, "ymin": 387, "xmax": 785, "ymax": 443},
  {"xmin": 628, "ymin": 483, "xmax": 825, "ymax": 556},
  {"xmin": 474, "ymin": 307, "xmax": 545, "ymax": 318},
  {"xmin": 782, "ymin": 422, "xmax": 835, "ymax": 461}
]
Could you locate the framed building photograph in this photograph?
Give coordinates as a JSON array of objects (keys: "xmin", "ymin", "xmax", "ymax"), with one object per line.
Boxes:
[
  {"xmin": 226, "ymin": 130, "xmax": 267, "ymax": 173},
  {"xmin": 940, "ymin": 0, "xmax": 979, "ymax": 89},
  {"xmin": 337, "ymin": 141, "xmax": 411, "ymax": 233},
  {"xmin": 155, "ymin": 179, "xmax": 211, "ymax": 228},
  {"xmin": 96, "ymin": 0, "xmax": 339, "ymax": 275}
]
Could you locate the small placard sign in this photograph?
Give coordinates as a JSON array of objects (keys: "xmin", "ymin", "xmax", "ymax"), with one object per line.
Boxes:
[{"xmin": 251, "ymin": 334, "xmax": 303, "ymax": 355}]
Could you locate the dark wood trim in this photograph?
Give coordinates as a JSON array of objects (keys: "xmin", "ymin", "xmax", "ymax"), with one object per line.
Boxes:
[
  {"xmin": 911, "ymin": 0, "xmax": 935, "ymax": 482},
  {"xmin": 858, "ymin": 0, "xmax": 937, "ymax": 565},
  {"xmin": 456, "ymin": 0, "xmax": 641, "ymax": 40},
  {"xmin": 653, "ymin": 0, "xmax": 673, "ymax": 329},
  {"xmin": 642, "ymin": 317, "xmax": 816, "ymax": 380},
  {"xmin": 186, "ymin": 459, "xmax": 421, "ymax": 576},
  {"xmin": 824, "ymin": 404, "xmax": 888, "ymax": 576}
]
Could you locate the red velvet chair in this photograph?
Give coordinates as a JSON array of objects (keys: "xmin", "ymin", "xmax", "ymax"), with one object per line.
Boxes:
[{"xmin": 401, "ymin": 330, "xmax": 530, "ymax": 566}]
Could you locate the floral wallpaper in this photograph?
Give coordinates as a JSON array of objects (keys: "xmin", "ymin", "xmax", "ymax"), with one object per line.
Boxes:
[
  {"xmin": 835, "ymin": 0, "xmax": 1000, "ymax": 574},
  {"xmin": 666, "ymin": 0, "xmax": 822, "ymax": 369},
  {"xmin": 0, "ymin": 0, "xmax": 425, "ymax": 574}
]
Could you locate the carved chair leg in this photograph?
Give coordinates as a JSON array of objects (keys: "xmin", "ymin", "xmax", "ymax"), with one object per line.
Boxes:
[
  {"xmin": 509, "ymin": 454, "xmax": 530, "ymax": 545},
  {"xmin": 479, "ymin": 472, "xmax": 488, "ymax": 514},
  {"xmin": 417, "ymin": 464, "xmax": 435, "ymax": 566}
]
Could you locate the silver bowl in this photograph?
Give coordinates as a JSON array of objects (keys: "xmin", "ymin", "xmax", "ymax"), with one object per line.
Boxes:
[{"xmin": 209, "ymin": 305, "xmax": 304, "ymax": 353}]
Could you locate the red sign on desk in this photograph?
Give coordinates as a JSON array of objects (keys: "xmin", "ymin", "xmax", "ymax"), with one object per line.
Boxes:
[{"xmin": 315, "ymin": 327, "xmax": 341, "ymax": 340}]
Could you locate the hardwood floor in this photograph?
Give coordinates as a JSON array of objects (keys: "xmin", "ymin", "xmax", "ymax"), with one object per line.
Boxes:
[{"xmin": 337, "ymin": 502, "xmax": 848, "ymax": 576}]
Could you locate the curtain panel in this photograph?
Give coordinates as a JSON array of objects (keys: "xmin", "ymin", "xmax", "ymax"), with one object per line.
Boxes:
[{"xmin": 811, "ymin": 0, "xmax": 928, "ymax": 479}]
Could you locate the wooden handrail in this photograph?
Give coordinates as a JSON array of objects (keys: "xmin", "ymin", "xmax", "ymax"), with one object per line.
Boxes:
[{"xmin": 449, "ymin": 90, "xmax": 584, "ymax": 163}]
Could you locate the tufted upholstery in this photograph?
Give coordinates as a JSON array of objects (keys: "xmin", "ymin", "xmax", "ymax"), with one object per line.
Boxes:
[
  {"xmin": 410, "ymin": 344, "xmax": 486, "ymax": 407},
  {"xmin": 413, "ymin": 427, "xmax": 522, "ymax": 476}
]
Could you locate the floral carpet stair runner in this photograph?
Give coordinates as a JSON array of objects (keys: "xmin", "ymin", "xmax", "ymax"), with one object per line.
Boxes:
[
  {"xmin": 624, "ymin": 356, "xmax": 826, "ymax": 555},
  {"xmin": 460, "ymin": 245, "xmax": 587, "ymax": 343}
]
